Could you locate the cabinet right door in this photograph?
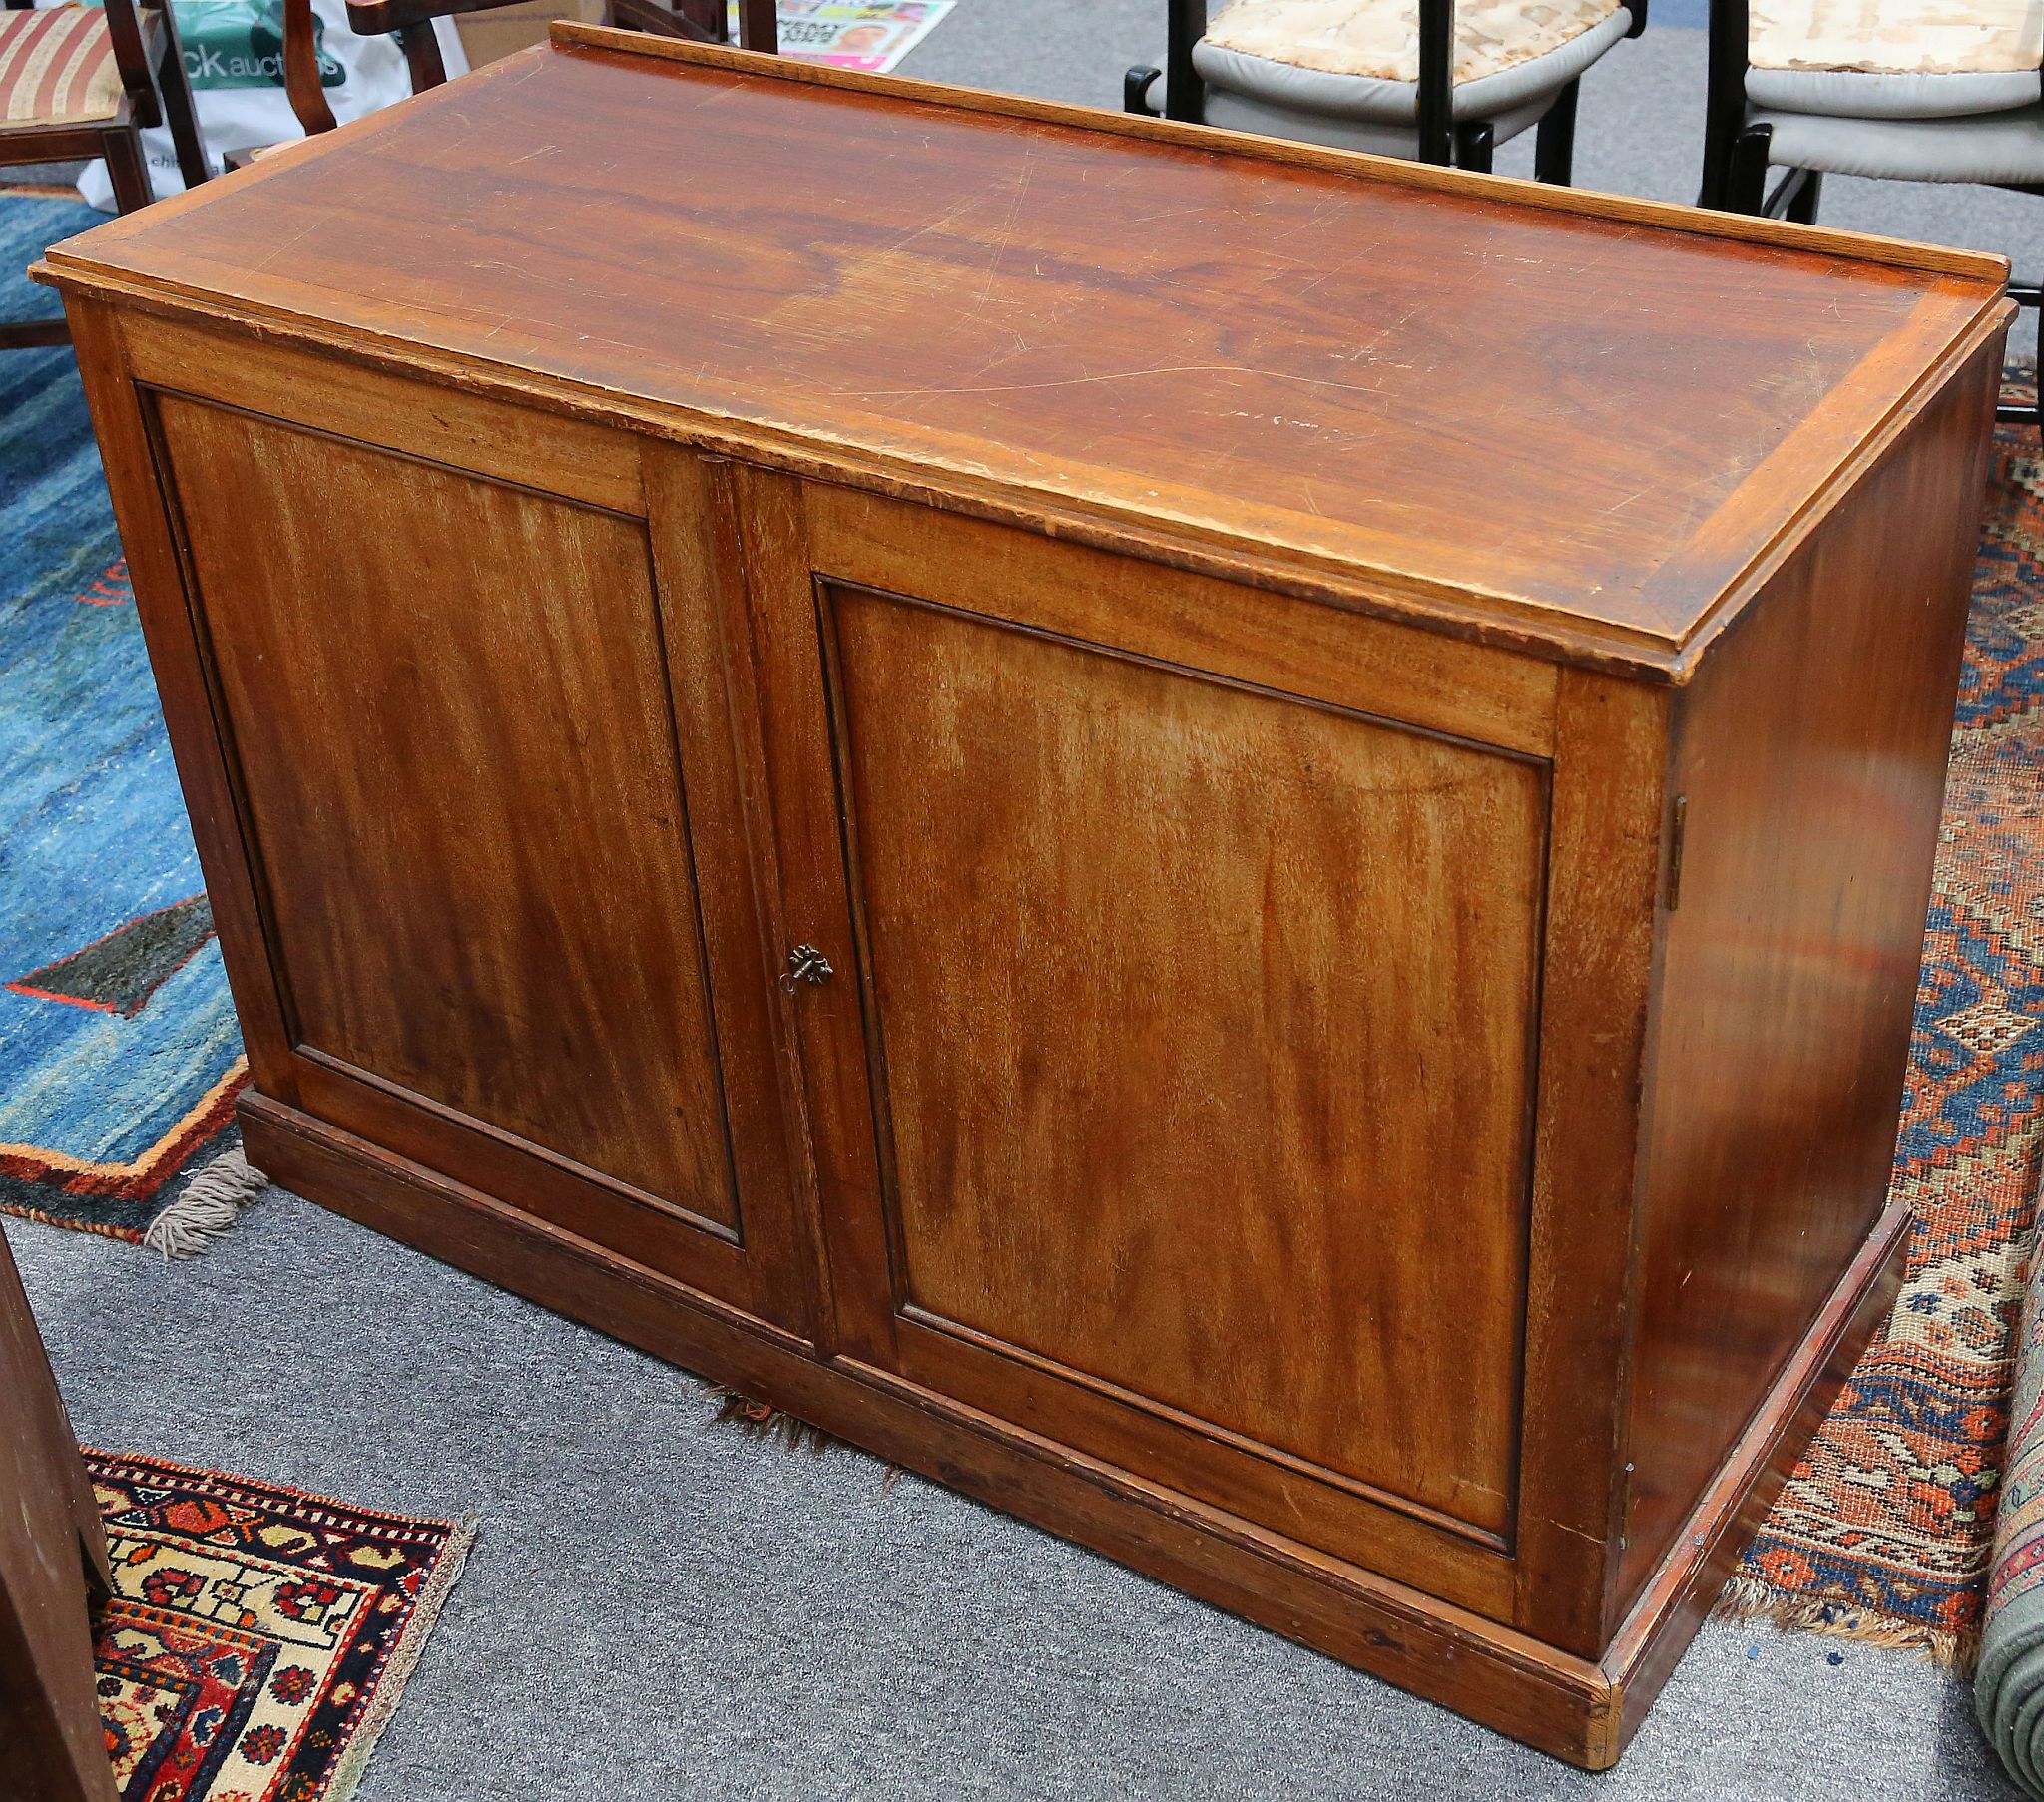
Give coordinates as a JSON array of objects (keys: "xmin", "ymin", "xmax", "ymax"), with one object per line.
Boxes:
[{"xmin": 743, "ymin": 471, "xmax": 1564, "ymax": 1622}]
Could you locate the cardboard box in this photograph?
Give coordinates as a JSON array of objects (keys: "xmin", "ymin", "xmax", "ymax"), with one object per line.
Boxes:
[{"xmin": 455, "ymin": 0, "xmax": 609, "ymax": 69}]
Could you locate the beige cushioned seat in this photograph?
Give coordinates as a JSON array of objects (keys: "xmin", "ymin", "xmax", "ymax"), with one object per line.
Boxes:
[
  {"xmin": 1746, "ymin": 0, "xmax": 2044, "ymax": 121},
  {"xmin": 1749, "ymin": 0, "xmax": 2042, "ymax": 76},
  {"xmin": 0, "ymin": 3, "xmax": 128, "ymax": 129},
  {"xmin": 1182, "ymin": 0, "xmax": 1633, "ymax": 154},
  {"xmin": 1204, "ymin": 0, "xmax": 1626, "ymax": 84}
]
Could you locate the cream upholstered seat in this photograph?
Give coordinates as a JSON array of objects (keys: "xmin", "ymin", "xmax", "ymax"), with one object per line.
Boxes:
[
  {"xmin": 0, "ymin": 4, "xmax": 130, "ymax": 129},
  {"xmin": 1125, "ymin": 0, "xmax": 1643, "ymax": 177},
  {"xmin": 1706, "ymin": 0, "xmax": 2044, "ymax": 193},
  {"xmin": 1702, "ymin": 0, "xmax": 2042, "ymax": 429},
  {"xmin": 1745, "ymin": 0, "xmax": 2044, "ymax": 168},
  {"xmin": 1203, "ymin": 0, "xmax": 1627, "ymax": 82}
]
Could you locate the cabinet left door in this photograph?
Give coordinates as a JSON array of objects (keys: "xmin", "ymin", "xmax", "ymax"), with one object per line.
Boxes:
[{"xmin": 77, "ymin": 308, "xmax": 813, "ymax": 1334}]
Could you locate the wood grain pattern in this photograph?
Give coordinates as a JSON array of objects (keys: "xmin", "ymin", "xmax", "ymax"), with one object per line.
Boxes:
[
  {"xmin": 824, "ymin": 585, "xmax": 1546, "ymax": 1535},
  {"xmin": 1614, "ymin": 336, "xmax": 2001, "ymax": 1620},
  {"xmin": 1603, "ymin": 1203, "xmax": 1909, "ymax": 1762},
  {"xmin": 1509, "ymin": 670, "xmax": 1670, "ymax": 1655},
  {"xmin": 239, "ymin": 1093, "xmax": 1621, "ymax": 1764},
  {"xmin": 804, "ymin": 485, "xmax": 1560, "ymax": 756},
  {"xmin": 153, "ymin": 395, "xmax": 742, "ymax": 1229},
  {"xmin": 125, "ymin": 309, "xmax": 645, "ymax": 513},
  {"xmin": 65, "ymin": 295, "xmax": 307, "ymax": 1109},
  {"xmin": 140, "ymin": 403, "xmax": 814, "ymax": 1322},
  {"xmin": 36, "ymin": 35, "xmax": 2004, "ymax": 664},
  {"xmin": 236, "ymin": 1085, "xmax": 1912, "ymax": 1770}
]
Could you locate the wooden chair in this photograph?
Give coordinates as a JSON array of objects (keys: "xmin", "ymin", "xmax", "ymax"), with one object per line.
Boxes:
[
  {"xmin": 1, "ymin": 0, "xmax": 208, "ymax": 347},
  {"xmin": 1701, "ymin": 0, "xmax": 2040, "ymax": 428},
  {"xmin": 278, "ymin": 0, "xmax": 774, "ymax": 128},
  {"xmin": 1124, "ymin": 0, "xmax": 1646, "ymax": 179}
]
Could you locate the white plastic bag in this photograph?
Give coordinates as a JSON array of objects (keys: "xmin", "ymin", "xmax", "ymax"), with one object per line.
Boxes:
[{"xmin": 72, "ymin": 0, "xmax": 466, "ymax": 210}]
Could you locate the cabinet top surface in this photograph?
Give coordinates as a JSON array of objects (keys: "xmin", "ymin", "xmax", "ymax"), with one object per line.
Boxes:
[{"xmin": 47, "ymin": 30, "xmax": 2006, "ymax": 661}]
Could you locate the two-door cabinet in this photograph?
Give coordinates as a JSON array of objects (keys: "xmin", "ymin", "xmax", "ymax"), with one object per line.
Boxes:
[{"xmin": 37, "ymin": 27, "xmax": 2012, "ymax": 1767}]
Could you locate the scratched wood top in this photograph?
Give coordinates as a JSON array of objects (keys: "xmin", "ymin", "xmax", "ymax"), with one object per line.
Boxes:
[{"xmin": 44, "ymin": 31, "xmax": 2005, "ymax": 659}]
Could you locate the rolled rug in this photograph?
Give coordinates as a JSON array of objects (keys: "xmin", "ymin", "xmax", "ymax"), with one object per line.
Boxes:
[{"xmin": 1978, "ymin": 1205, "xmax": 2044, "ymax": 1797}]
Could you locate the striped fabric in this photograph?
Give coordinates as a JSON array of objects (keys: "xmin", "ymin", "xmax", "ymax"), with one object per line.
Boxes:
[{"xmin": 0, "ymin": 5, "xmax": 127, "ymax": 129}]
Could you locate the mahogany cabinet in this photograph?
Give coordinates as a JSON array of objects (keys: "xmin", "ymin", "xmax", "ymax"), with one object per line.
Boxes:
[{"xmin": 38, "ymin": 27, "xmax": 2011, "ymax": 1767}]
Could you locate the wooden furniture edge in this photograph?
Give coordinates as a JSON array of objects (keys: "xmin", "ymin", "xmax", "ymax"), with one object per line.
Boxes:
[
  {"xmin": 1665, "ymin": 298, "xmax": 2017, "ymax": 678},
  {"xmin": 30, "ymin": 33, "xmax": 2009, "ymax": 677},
  {"xmin": 241, "ymin": 1088, "xmax": 1632, "ymax": 1767},
  {"xmin": 547, "ymin": 25, "xmax": 2009, "ymax": 635},
  {"xmin": 549, "ymin": 24, "xmax": 2006, "ymax": 287},
  {"xmin": 38, "ymin": 39, "xmax": 551, "ymax": 252},
  {"xmin": 49, "ymin": 273, "xmax": 2008, "ymax": 687},
  {"xmin": 39, "ymin": 276, "xmax": 1710, "ymax": 681},
  {"xmin": 1595, "ymin": 1199, "xmax": 1910, "ymax": 1763}
]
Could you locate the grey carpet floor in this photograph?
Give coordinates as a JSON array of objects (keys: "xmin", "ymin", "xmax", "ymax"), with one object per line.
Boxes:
[
  {"xmin": 9, "ymin": 1191, "xmax": 2022, "ymax": 1801},
  {"xmin": 11, "ymin": 6, "xmax": 2041, "ymax": 1798}
]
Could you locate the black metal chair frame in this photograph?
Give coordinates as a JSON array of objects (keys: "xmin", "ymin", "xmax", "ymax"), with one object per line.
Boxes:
[
  {"xmin": 1123, "ymin": 0, "xmax": 1647, "ymax": 183},
  {"xmin": 1, "ymin": 0, "xmax": 209, "ymax": 349},
  {"xmin": 1701, "ymin": 0, "xmax": 2041, "ymax": 428}
]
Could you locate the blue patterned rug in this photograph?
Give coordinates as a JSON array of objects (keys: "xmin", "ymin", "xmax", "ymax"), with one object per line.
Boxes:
[{"xmin": 1, "ymin": 189, "xmax": 251, "ymax": 1251}]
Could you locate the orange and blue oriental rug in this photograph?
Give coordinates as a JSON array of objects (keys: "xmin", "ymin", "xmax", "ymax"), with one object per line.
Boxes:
[
  {"xmin": 1, "ymin": 192, "xmax": 251, "ymax": 1252},
  {"xmin": 90, "ymin": 1449, "xmax": 473, "ymax": 1802},
  {"xmin": 1721, "ymin": 404, "xmax": 2044, "ymax": 1664}
]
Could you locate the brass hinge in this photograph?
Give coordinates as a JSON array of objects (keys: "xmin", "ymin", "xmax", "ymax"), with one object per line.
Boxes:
[{"xmin": 1666, "ymin": 794, "xmax": 1688, "ymax": 912}]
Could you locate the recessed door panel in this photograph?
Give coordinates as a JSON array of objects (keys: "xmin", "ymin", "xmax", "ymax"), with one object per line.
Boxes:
[
  {"xmin": 151, "ymin": 396, "xmax": 801, "ymax": 1318},
  {"xmin": 822, "ymin": 583, "xmax": 1548, "ymax": 1536}
]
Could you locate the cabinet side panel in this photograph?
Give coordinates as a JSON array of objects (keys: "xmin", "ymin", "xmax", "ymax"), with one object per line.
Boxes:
[{"xmin": 1615, "ymin": 344, "xmax": 2000, "ymax": 1615}]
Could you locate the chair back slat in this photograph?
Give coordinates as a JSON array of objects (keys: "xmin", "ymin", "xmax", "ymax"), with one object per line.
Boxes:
[{"xmin": 283, "ymin": 0, "xmax": 339, "ymax": 132}]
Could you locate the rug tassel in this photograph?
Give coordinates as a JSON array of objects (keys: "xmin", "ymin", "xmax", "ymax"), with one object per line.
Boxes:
[
  {"xmin": 1711, "ymin": 1572, "xmax": 1978, "ymax": 1672},
  {"xmin": 142, "ymin": 1147, "xmax": 267, "ymax": 1259},
  {"xmin": 708, "ymin": 1385, "xmax": 907, "ymax": 1486}
]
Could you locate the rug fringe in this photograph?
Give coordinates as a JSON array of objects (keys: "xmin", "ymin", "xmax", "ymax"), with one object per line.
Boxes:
[
  {"xmin": 710, "ymin": 1385, "xmax": 842, "ymax": 1454},
  {"xmin": 707, "ymin": 1385, "xmax": 907, "ymax": 1486},
  {"xmin": 142, "ymin": 1146, "xmax": 267, "ymax": 1259},
  {"xmin": 1712, "ymin": 1573, "xmax": 1979, "ymax": 1673}
]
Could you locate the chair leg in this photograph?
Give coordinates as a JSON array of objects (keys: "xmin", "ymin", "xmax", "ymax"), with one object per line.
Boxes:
[
  {"xmin": 669, "ymin": 0, "xmax": 724, "ymax": 37},
  {"xmin": 103, "ymin": 125, "xmax": 155, "ymax": 214},
  {"xmin": 154, "ymin": 6, "xmax": 210, "ymax": 188},
  {"xmin": 609, "ymin": 0, "xmax": 705, "ymax": 38},
  {"xmin": 1533, "ymin": 78, "xmax": 1579, "ymax": 186},
  {"xmin": 1124, "ymin": 66, "xmax": 1163, "ymax": 117},
  {"xmin": 1996, "ymin": 286, "xmax": 2043, "ymax": 432},
  {"xmin": 1723, "ymin": 121, "xmax": 1771, "ymax": 214},
  {"xmin": 1784, "ymin": 168, "xmax": 1822, "ymax": 224},
  {"xmin": 1454, "ymin": 120, "xmax": 1494, "ymax": 175}
]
